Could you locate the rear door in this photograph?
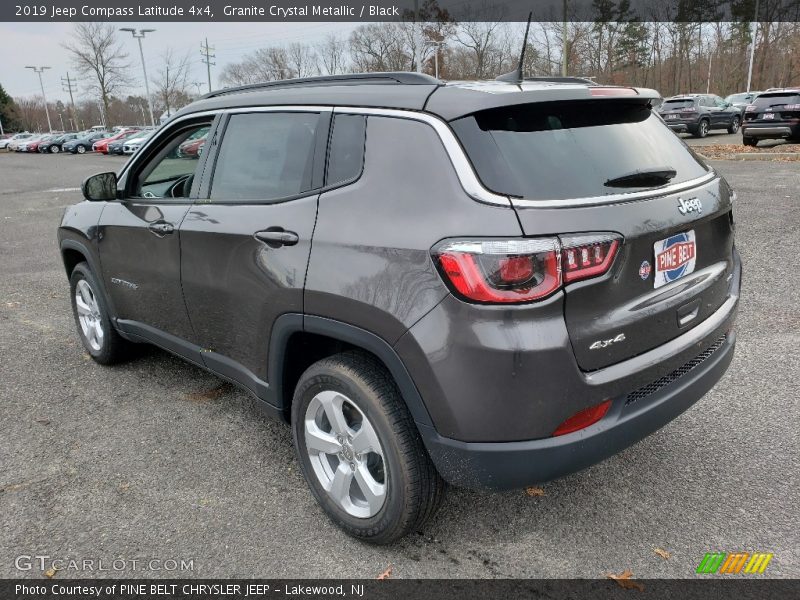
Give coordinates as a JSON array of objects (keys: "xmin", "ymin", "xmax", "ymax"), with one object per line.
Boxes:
[
  {"xmin": 179, "ymin": 109, "xmax": 328, "ymax": 394},
  {"xmin": 451, "ymin": 99, "xmax": 735, "ymax": 371}
]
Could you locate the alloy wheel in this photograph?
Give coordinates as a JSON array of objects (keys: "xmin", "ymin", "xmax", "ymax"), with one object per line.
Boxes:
[
  {"xmin": 75, "ymin": 279, "xmax": 104, "ymax": 351},
  {"xmin": 304, "ymin": 390, "xmax": 386, "ymax": 518}
]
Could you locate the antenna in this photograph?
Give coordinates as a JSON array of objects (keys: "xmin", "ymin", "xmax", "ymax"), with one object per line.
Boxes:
[{"xmin": 496, "ymin": 12, "xmax": 533, "ymax": 84}]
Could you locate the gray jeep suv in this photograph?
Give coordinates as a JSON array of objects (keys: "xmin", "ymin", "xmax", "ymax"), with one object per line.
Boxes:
[{"xmin": 58, "ymin": 73, "xmax": 741, "ymax": 543}]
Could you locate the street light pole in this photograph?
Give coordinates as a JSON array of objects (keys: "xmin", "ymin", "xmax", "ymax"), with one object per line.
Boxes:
[
  {"xmin": 25, "ymin": 66, "xmax": 53, "ymax": 132},
  {"xmin": 120, "ymin": 28, "xmax": 156, "ymax": 127},
  {"xmin": 746, "ymin": 0, "xmax": 759, "ymax": 92}
]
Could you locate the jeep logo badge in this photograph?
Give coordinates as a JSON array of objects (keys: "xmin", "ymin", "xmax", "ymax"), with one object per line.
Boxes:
[{"xmin": 678, "ymin": 197, "xmax": 702, "ymax": 215}]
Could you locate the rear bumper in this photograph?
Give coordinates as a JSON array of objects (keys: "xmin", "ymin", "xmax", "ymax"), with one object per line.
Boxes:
[
  {"xmin": 416, "ymin": 249, "xmax": 741, "ymax": 490},
  {"xmin": 741, "ymin": 123, "xmax": 798, "ymax": 138}
]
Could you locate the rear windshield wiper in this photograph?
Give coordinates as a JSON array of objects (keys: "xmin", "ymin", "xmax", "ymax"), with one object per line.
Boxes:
[{"xmin": 604, "ymin": 167, "xmax": 677, "ymax": 188}]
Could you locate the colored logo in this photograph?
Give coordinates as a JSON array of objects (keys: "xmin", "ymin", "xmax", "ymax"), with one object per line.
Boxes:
[
  {"xmin": 656, "ymin": 232, "xmax": 696, "ymax": 283},
  {"xmin": 639, "ymin": 260, "xmax": 651, "ymax": 280},
  {"xmin": 696, "ymin": 552, "xmax": 773, "ymax": 574}
]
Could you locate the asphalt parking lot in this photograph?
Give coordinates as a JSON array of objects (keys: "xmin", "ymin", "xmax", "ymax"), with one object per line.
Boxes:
[{"xmin": 0, "ymin": 151, "xmax": 798, "ymax": 579}]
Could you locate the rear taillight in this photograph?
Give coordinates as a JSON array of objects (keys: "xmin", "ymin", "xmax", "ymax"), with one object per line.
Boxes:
[
  {"xmin": 589, "ymin": 87, "xmax": 637, "ymax": 97},
  {"xmin": 784, "ymin": 104, "xmax": 800, "ymax": 110},
  {"xmin": 681, "ymin": 109, "xmax": 698, "ymax": 114},
  {"xmin": 745, "ymin": 104, "xmax": 757, "ymax": 112},
  {"xmin": 560, "ymin": 235, "xmax": 621, "ymax": 283},
  {"xmin": 433, "ymin": 234, "xmax": 621, "ymax": 304},
  {"xmin": 552, "ymin": 400, "xmax": 612, "ymax": 436},
  {"xmin": 435, "ymin": 239, "xmax": 560, "ymax": 303}
]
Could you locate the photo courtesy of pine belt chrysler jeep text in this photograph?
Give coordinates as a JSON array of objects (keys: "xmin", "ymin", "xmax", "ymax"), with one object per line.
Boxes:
[{"xmin": 58, "ymin": 72, "xmax": 741, "ymax": 544}]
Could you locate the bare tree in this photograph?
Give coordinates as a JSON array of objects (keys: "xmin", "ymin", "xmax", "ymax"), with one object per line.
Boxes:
[
  {"xmin": 220, "ymin": 47, "xmax": 293, "ymax": 86},
  {"xmin": 349, "ymin": 23, "xmax": 410, "ymax": 72},
  {"xmin": 287, "ymin": 43, "xmax": 319, "ymax": 78},
  {"xmin": 317, "ymin": 34, "xmax": 349, "ymax": 75},
  {"xmin": 152, "ymin": 48, "xmax": 192, "ymax": 116},
  {"xmin": 62, "ymin": 23, "xmax": 130, "ymax": 125}
]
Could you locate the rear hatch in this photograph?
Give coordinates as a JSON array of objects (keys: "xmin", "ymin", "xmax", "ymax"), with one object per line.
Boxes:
[
  {"xmin": 451, "ymin": 98, "xmax": 735, "ymax": 371},
  {"xmin": 659, "ymin": 97, "xmax": 698, "ymax": 122},
  {"xmin": 744, "ymin": 90, "xmax": 800, "ymax": 125}
]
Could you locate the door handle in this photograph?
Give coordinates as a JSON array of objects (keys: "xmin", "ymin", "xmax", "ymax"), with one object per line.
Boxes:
[
  {"xmin": 148, "ymin": 221, "xmax": 175, "ymax": 236},
  {"xmin": 254, "ymin": 228, "xmax": 299, "ymax": 248}
]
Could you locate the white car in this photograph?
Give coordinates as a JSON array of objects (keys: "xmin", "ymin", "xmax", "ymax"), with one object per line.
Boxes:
[
  {"xmin": 122, "ymin": 131, "xmax": 154, "ymax": 155},
  {"xmin": 3, "ymin": 133, "xmax": 33, "ymax": 151}
]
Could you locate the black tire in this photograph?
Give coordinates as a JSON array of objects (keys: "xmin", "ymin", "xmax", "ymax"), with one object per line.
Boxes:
[
  {"xmin": 727, "ymin": 116, "xmax": 740, "ymax": 134},
  {"xmin": 50, "ymin": 145, "xmax": 60, "ymax": 154},
  {"xmin": 742, "ymin": 136, "xmax": 757, "ymax": 147},
  {"xmin": 76, "ymin": 145, "xmax": 86, "ymax": 154},
  {"xmin": 292, "ymin": 351, "xmax": 446, "ymax": 544},
  {"xmin": 69, "ymin": 262, "xmax": 128, "ymax": 364},
  {"xmin": 693, "ymin": 119, "xmax": 710, "ymax": 138}
]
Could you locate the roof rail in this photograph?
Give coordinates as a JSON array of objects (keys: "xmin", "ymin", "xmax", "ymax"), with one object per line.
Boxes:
[
  {"xmin": 522, "ymin": 76, "xmax": 598, "ymax": 86},
  {"xmin": 201, "ymin": 72, "xmax": 440, "ymax": 99}
]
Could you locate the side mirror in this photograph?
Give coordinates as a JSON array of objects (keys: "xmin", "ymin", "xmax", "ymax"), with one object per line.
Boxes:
[{"xmin": 82, "ymin": 172, "xmax": 117, "ymax": 201}]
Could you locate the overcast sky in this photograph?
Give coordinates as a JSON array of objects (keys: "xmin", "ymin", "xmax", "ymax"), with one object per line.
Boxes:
[{"xmin": 0, "ymin": 22, "xmax": 360, "ymax": 101}]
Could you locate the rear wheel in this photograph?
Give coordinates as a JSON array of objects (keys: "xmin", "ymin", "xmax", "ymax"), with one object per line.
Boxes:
[
  {"xmin": 727, "ymin": 116, "xmax": 740, "ymax": 134},
  {"xmin": 694, "ymin": 119, "xmax": 709, "ymax": 138},
  {"xmin": 50, "ymin": 145, "xmax": 60, "ymax": 154},
  {"xmin": 69, "ymin": 262, "xmax": 128, "ymax": 364},
  {"xmin": 742, "ymin": 136, "xmax": 758, "ymax": 147},
  {"xmin": 76, "ymin": 145, "xmax": 86, "ymax": 154},
  {"xmin": 292, "ymin": 351, "xmax": 445, "ymax": 544}
]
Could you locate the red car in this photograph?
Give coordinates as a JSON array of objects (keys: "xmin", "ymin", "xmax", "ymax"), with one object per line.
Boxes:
[
  {"xmin": 93, "ymin": 129, "xmax": 139, "ymax": 154},
  {"xmin": 177, "ymin": 131, "xmax": 208, "ymax": 157}
]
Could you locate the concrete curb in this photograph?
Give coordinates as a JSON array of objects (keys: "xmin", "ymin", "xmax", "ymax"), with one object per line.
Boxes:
[{"xmin": 698, "ymin": 152, "xmax": 799, "ymax": 161}]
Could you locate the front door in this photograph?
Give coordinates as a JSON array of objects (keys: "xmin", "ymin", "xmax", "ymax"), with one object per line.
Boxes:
[
  {"xmin": 180, "ymin": 110, "xmax": 328, "ymax": 395},
  {"xmin": 98, "ymin": 119, "xmax": 214, "ymax": 344}
]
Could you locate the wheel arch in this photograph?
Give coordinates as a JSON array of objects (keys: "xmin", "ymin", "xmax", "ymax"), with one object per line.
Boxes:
[
  {"xmin": 60, "ymin": 238, "xmax": 118, "ymax": 322},
  {"xmin": 268, "ymin": 314, "xmax": 434, "ymax": 428}
]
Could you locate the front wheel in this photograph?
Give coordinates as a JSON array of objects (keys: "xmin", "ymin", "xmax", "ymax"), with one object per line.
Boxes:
[
  {"xmin": 727, "ymin": 116, "xmax": 741, "ymax": 134},
  {"xmin": 69, "ymin": 262, "xmax": 128, "ymax": 364},
  {"xmin": 51, "ymin": 145, "xmax": 60, "ymax": 154},
  {"xmin": 292, "ymin": 351, "xmax": 446, "ymax": 544}
]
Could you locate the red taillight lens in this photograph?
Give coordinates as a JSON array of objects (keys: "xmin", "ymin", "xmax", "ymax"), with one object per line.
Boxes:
[
  {"xmin": 435, "ymin": 239, "xmax": 561, "ymax": 303},
  {"xmin": 560, "ymin": 235, "xmax": 621, "ymax": 283},
  {"xmin": 552, "ymin": 400, "xmax": 612, "ymax": 437},
  {"xmin": 589, "ymin": 87, "xmax": 637, "ymax": 97}
]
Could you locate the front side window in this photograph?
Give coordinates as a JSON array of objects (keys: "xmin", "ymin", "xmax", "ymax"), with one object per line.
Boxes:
[
  {"xmin": 210, "ymin": 112, "xmax": 319, "ymax": 202},
  {"xmin": 134, "ymin": 123, "xmax": 211, "ymax": 199}
]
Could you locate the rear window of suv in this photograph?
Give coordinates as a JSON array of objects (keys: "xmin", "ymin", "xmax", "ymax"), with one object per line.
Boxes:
[
  {"xmin": 662, "ymin": 98, "xmax": 697, "ymax": 110},
  {"xmin": 451, "ymin": 100, "xmax": 709, "ymax": 201},
  {"xmin": 751, "ymin": 92, "xmax": 800, "ymax": 109}
]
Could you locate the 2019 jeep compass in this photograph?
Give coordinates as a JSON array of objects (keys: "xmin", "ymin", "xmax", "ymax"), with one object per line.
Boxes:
[{"xmin": 58, "ymin": 72, "xmax": 741, "ymax": 543}]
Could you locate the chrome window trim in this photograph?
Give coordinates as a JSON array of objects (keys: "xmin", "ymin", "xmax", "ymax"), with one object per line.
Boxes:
[{"xmin": 119, "ymin": 104, "xmax": 718, "ymax": 209}]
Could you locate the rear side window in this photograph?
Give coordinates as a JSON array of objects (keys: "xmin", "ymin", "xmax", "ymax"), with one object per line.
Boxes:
[
  {"xmin": 451, "ymin": 100, "xmax": 709, "ymax": 201},
  {"xmin": 325, "ymin": 114, "xmax": 366, "ymax": 187},
  {"xmin": 211, "ymin": 112, "xmax": 319, "ymax": 201}
]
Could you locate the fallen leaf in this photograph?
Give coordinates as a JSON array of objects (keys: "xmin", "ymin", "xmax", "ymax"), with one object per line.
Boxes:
[
  {"xmin": 525, "ymin": 486, "xmax": 545, "ymax": 497},
  {"xmin": 44, "ymin": 567, "xmax": 58, "ymax": 578},
  {"xmin": 654, "ymin": 548, "xmax": 670, "ymax": 560},
  {"xmin": 377, "ymin": 565, "xmax": 392, "ymax": 580},
  {"xmin": 606, "ymin": 570, "xmax": 644, "ymax": 591},
  {"xmin": 184, "ymin": 384, "xmax": 227, "ymax": 402},
  {"xmin": 119, "ymin": 482, "xmax": 130, "ymax": 491},
  {"xmin": 35, "ymin": 419, "xmax": 51, "ymax": 425},
  {"xmin": 5, "ymin": 301, "xmax": 21, "ymax": 308}
]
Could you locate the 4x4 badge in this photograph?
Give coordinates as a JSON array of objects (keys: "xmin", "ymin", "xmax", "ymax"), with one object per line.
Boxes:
[{"xmin": 678, "ymin": 197, "xmax": 702, "ymax": 215}]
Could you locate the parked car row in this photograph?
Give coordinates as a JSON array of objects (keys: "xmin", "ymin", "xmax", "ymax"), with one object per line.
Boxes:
[
  {"xmin": 2, "ymin": 126, "xmax": 161, "ymax": 155},
  {"xmin": 659, "ymin": 88, "xmax": 800, "ymax": 146}
]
